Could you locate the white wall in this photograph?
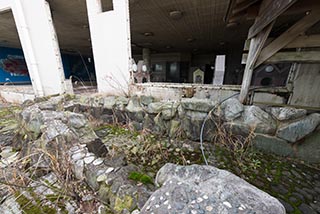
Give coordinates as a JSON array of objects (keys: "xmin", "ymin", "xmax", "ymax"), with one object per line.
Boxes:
[
  {"xmin": 86, "ymin": 0, "xmax": 132, "ymax": 96},
  {"xmin": 10, "ymin": 0, "xmax": 66, "ymax": 96}
]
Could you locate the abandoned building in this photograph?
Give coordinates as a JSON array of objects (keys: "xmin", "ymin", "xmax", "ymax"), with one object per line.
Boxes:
[
  {"xmin": 0, "ymin": 0, "xmax": 317, "ymax": 108},
  {"xmin": 0, "ymin": 0, "xmax": 320, "ymax": 213}
]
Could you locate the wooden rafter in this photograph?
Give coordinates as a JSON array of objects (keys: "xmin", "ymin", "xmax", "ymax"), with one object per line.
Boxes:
[
  {"xmin": 248, "ymin": 0, "xmax": 297, "ymax": 38},
  {"xmin": 242, "ymin": 51, "xmax": 320, "ymax": 64},
  {"xmin": 243, "ymin": 34, "xmax": 320, "ymax": 51},
  {"xmin": 286, "ymin": 34, "xmax": 320, "ymax": 49},
  {"xmin": 233, "ymin": 0, "xmax": 260, "ymax": 14}
]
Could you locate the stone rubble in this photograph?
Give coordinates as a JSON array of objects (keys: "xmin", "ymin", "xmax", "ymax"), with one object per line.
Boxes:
[{"xmin": 0, "ymin": 95, "xmax": 319, "ymax": 214}]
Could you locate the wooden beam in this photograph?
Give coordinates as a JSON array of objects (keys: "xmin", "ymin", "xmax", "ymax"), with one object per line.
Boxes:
[
  {"xmin": 224, "ymin": 0, "xmax": 237, "ymax": 23},
  {"xmin": 232, "ymin": 0, "xmax": 260, "ymax": 14},
  {"xmin": 255, "ymin": 8, "xmax": 320, "ymax": 67},
  {"xmin": 244, "ymin": 34, "xmax": 320, "ymax": 51},
  {"xmin": 286, "ymin": 34, "xmax": 320, "ymax": 49},
  {"xmin": 239, "ymin": 22, "xmax": 274, "ymax": 103},
  {"xmin": 248, "ymin": 0, "xmax": 297, "ymax": 38},
  {"xmin": 242, "ymin": 51, "xmax": 320, "ymax": 64}
]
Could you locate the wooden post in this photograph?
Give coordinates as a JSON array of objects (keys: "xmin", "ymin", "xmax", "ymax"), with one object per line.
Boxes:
[{"xmin": 239, "ymin": 23, "xmax": 274, "ymax": 103}]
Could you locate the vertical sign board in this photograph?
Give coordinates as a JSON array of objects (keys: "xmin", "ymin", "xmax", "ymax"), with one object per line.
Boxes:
[{"xmin": 213, "ymin": 55, "xmax": 226, "ymax": 85}]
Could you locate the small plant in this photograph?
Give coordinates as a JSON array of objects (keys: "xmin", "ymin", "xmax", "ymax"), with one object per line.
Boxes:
[
  {"xmin": 128, "ymin": 171, "xmax": 153, "ymax": 185},
  {"xmin": 206, "ymin": 115, "xmax": 259, "ymax": 172}
]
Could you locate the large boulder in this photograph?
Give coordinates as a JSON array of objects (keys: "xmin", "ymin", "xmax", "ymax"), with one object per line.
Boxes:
[
  {"xmin": 214, "ymin": 98, "xmax": 244, "ymax": 121},
  {"xmin": 267, "ymin": 107, "xmax": 307, "ymax": 121},
  {"xmin": 141, "ymin": 164, "xmax": 285, "ymax": 214},
  {"xmin": 277, "ymin": 113, "xmax": 320, "ymax": 143}
]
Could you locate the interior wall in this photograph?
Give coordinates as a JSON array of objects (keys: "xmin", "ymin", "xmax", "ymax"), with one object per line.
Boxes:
[{"xmin": 289, "ymin": 63, "xmax": 320, "ymax": 108}]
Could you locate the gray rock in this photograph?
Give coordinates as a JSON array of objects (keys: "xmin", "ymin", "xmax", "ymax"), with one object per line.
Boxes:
[
  {"xmin": 296, "ymin": 131, "xmax": 320, "ymax": 163},
  {"xmin": 115, "ymin": 96, "xmax": 129, "ymax": 111},
  {"xmin": 125, "ymin": 96, "xmax": 143, "ymax": 113},
  {"xmin": 253, "ymin": 134, "xmax": 293, "ymax": 157},
  {"xmin": 141, "ymin": 164, "xmax": 285, "ymax": 214},
  {"xmin": 181, "ymin": 98, "xmax": 216, "ymax": 112},
  {"xmin": 67, "ymin": 112, "xmax": 87, "ymax": 129},
  {"xmin": 267, "ymin": 107, "xmax": 307, "ymax": 121},
  {"xmin": 147, "ymin": 102, "xmax": 179, "ymax": 114},
  {"xmin": 142, "ymin": 114, "xmax": 155, "ymax": 131},
  {"xmin": 161, "ymin": 108, "xmax": 177, "ymax": 120},
  {"xmin": 169, "ymin": 120, "xmax": 181, "ymax": 137},
  {"xmin": 0, "ymin": 196, "xmax": 22, "ymax": 214},
  {"xmin": 236, "ymin": 106, "xmax": 277, "ymax": 134},
  {"xmin": 74, "ymin": 159, "xmax": 85, "ymax": 179},
  {"xmin": 214, "ymin": 98, "xmax": 244, "ymax": 121},
  {"xmin": 20, "ymin": 105, "xmax": 43, "ymax": 137},
  {"xmin": 103, "ymin": 96, "xmax": 117, "ymax": 109},
  {"xmin": 182, "ymin": 111, "xmax": 215, "ymax": 141},
  {"xmin": 140, "ymin": 95, "xmax": 154, "ymax": 106},
  {"xmin": 41, "ymin": 120, "xmax": 73, "ymax": 142},
  {"xmin": 96, "ymin": 165, "xmax": 153, "ymax": 213},
  {"xmin": 277, "ymin": 113, "xmax": 320, "ymax": 143},
  {"xmin": 86, "ymin": 138, "xmax": 108, "ymax": 157},
  {"xmin": 153, "ymin": 113, "xmax": 166, "ymax": 133},
  {"xmin": 223, "ymin": 122, "xmax": 251, "ymax": 136}
]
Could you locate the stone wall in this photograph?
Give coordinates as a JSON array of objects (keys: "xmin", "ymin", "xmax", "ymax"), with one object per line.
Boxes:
[{"xmin": 64, "ymin": 94, "xmax": 320, "ymax": 164}]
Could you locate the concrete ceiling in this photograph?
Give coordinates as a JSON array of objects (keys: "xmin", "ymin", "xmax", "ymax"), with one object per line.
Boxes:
[
  {"xmin": 0, "ymin": 0, "xmax": 317, "ymax": 56},
  {"xmin": 0, "ymin": 0, "xmax": 252, "ymax": 55}
]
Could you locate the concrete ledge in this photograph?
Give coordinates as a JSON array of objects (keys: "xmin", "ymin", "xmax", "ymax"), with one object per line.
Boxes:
[{"xmin": 0, "ymin": 88, "xmax": 35, "ymax": 104}]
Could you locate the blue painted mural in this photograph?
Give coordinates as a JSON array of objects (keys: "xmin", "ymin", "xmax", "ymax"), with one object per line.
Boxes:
[
  {"xmin": 0, "ymin": 47, "xmax": 31, "ymax": 83},
  {"xmin": 0, "ymin": 47, "xmax": 95, "ymax": 84}
]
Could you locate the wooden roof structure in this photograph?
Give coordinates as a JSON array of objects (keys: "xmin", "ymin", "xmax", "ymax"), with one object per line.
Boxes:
[{"xmin": 226, "ymin": 0, "xmax": 320, "ymax": 103}]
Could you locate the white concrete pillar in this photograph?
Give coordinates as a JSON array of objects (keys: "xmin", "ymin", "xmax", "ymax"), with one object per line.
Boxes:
[
  {"xmin": 86, "ymin": 0, "xmax": 132, "ymax": 95},
  {"xmin": 10, "ymin": 0, "xmax": 66, "ymax": 96},
  {"xmin": 0, "ymin": 0, "xmax": 11, "ymax": 12},
  {"xmin": 142, "ymin": 48, "xmax": 151, "ymax": 71}
]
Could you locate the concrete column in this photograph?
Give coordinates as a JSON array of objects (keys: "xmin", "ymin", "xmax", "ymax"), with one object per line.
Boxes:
[
  {"xmin": 142, "ymin": 48, "xmax": 151, "ymax": 71},
  {"xmin": 86, "ymin": 0, "xmax": 132, "ymax": 95},
  {"xmin": 10, "ymin": 0, "xmax": 66, "ymax": 97},
  {"xmin": 0, "ymin": 0, "xmax": 11, "ymax": 12}
]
